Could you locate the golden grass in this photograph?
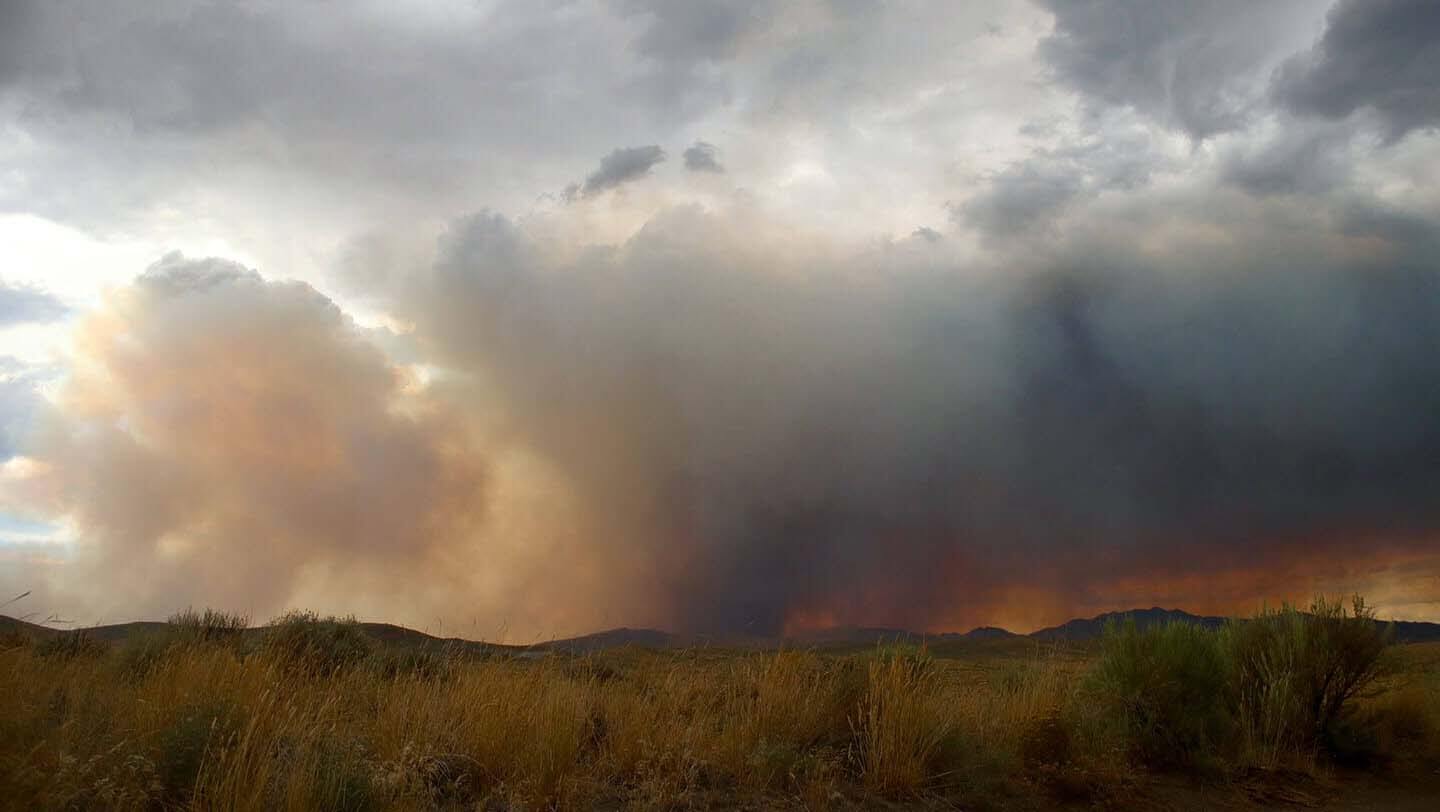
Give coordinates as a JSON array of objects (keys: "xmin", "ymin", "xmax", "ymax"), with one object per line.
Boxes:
[{"xmin": 1, "ymin": 632, "xmax": 1435, "ymax": 811}]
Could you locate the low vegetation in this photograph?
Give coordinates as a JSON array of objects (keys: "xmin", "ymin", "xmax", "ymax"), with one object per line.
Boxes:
[{"xmin": 1, "ymin": 599, "xmax": 1436, "ymax": 810}]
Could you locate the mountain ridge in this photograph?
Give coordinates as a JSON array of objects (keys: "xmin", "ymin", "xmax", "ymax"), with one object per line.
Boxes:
[{"xmin": 5, "ymin": 607, "xmax": 1439, "ymax": 650}]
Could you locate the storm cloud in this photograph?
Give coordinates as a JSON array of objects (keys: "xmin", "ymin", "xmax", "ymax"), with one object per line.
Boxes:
[
  {"xmin": 1274, "ymin": 0, "xmax": 1440, "ymax": 139},
  {"xmin": 1036, "ymin": 0, "xmax": 1326, "ymax": 139},
  {"xmin": 2, "ymin": 1, "xmax": 1439, "ymax": 633}
]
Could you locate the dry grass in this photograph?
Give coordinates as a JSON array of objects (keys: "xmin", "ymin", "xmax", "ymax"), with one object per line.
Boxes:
[{"xmin": 1, "ymin": 616, "xmax": 1435, "ymax": 811}]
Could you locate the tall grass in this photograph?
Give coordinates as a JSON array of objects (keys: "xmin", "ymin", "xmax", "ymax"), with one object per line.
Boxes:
[{"xmin": 0, "ymin": 602, "xmax": 1433, "ymax": 809}]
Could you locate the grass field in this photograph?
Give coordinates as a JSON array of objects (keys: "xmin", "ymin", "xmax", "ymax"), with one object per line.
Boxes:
[{"xmin": 2, "ymin": 605, "xmax": 1437, "ymax": 810}]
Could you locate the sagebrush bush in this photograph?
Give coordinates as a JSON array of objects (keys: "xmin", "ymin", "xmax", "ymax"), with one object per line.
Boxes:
[
  {"xmin": 1223, "ymin": 596, "xmax": 1391, "ymax": 767},
  {"xmin": 1091, "ymin": 620, "xmax": 1232, "ymax": 768},
  {"xmin": 262, "ymin": 611, "xmax": 373, "ymax": 674}
]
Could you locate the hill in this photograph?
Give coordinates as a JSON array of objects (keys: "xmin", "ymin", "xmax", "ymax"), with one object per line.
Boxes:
[
  {"xmin": 5, "ymin": 607, "xmax": 1438, "ymax": 649},
  {"xmin": 1028, "ymin": 607, "xmax": 1228, "ymax": 641}
]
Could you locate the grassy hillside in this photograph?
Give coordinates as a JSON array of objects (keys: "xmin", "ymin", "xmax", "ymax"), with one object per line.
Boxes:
[{"xmin": 2, "ymin": 601, "xmax": 1438, "ymax": 810}]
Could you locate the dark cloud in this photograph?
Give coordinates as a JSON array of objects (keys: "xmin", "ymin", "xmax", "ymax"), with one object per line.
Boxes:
[
  {"xmin": 1036, "ymin": 0, "xmax": 1322, "ymax": 139},
  {"xmin": 6, "ymin": 0, "xmax": 1440, "ymax": 633},
  {"xmin": 0, "ymin": 1, "xmax": 693, "ymax": 226},
  {"xmin": 0, "ymin": 282, "xmax": 67, "ymax": 326},
  {"xmin": 1274, "ymin": 0, "xmax": 1440, "ymax": 140},
  {"xmin": 1220, "ymin": 123, "xmax": 1354, "ymax": 196},
  {"xmin": 683, "ymin": 141, "xmax": 725, "ymax": 173},
  {"xmin": 581, "ymin": 145, "xmax": 667, "ymax": 196}
]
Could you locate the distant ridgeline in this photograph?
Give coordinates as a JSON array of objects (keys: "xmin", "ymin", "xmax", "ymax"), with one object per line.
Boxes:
[{"xmin": 4, "ymin": 606, "xmax": 1439, "ymax": 651}]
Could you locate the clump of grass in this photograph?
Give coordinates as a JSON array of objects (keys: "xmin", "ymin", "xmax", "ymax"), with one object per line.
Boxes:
[
  {"xmin": 368, "ymin": 646, "xmax": 455, "ymax": 682},
  {"xmin": 856, "ymin": 646, "xmax": 952, "ymax": 795},
  {"xmin": 34, "ymin": 629, "xmax": 108, "ymax": 660},
  {"xmin": 0, "ymin": 627, "xmax": 33, "ymax": 651},
  {"xmin": 154, "ymin": 697, "xmax": 243, "ymax": 805}
]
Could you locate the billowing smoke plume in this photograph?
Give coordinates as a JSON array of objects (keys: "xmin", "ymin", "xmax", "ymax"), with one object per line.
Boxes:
[
  {"xmin": 7, "ymin": 197, "xmax": 1440, "ymax": 635},
  {"xmin": 364, "ymin": 199, "xmax": 1440, "ymax": 634}
]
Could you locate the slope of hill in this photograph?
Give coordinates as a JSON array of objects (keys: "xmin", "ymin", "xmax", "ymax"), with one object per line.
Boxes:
[
  {"xmin": 536, "ymin": 627, "xmax": 677, "ymax": 652},
  {"xmin": 953, "ymin": 626, "xmax": 1021, "ymax": 640},
  {"xmin": 1028, "ymin": 607, "xmax": 1227, "ymax": 641}
]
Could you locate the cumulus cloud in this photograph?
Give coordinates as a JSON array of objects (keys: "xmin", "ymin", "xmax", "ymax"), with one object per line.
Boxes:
[
  {"xmin": 683, "ymin": 141, "xmax": 725, "ymax": 173},
  {"xmin": 1273, "ymin": 0, "xmax": 1440, "ymax": 140},
  {"xmin": 0, "ymin": 282, "xmax": 66, "ymax": 326},
  {"xmin": 580, "ymin": 145, "xmax": 667, "ymax": 197}
]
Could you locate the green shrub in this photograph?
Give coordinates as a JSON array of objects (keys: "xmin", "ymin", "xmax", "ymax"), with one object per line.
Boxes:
[
  {"xmin": 1091, "ymin": 620, "xmax": 1231, "ymax": 768},
  {"xmin": 262, "ymin": 611, "xmax": 372, "ymax": 675},
  {"xmin": 1222, "ymin": 596, "xmax": 1391, "ymax": 767}
]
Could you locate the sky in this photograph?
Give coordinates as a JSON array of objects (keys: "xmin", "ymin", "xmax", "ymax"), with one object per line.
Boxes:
[{"xmin": 2, "ymin": 0, "xmax": 1439, "ymax": 638}]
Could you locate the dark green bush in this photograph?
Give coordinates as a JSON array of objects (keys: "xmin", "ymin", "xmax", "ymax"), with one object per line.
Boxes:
[
  {"xmin": 262, "ymin": 611, "xmax": 372, "ymax": 675},
  {"xmin": 1091, "ymin": 620, "xmax": 1231, "ymax": 768}
]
